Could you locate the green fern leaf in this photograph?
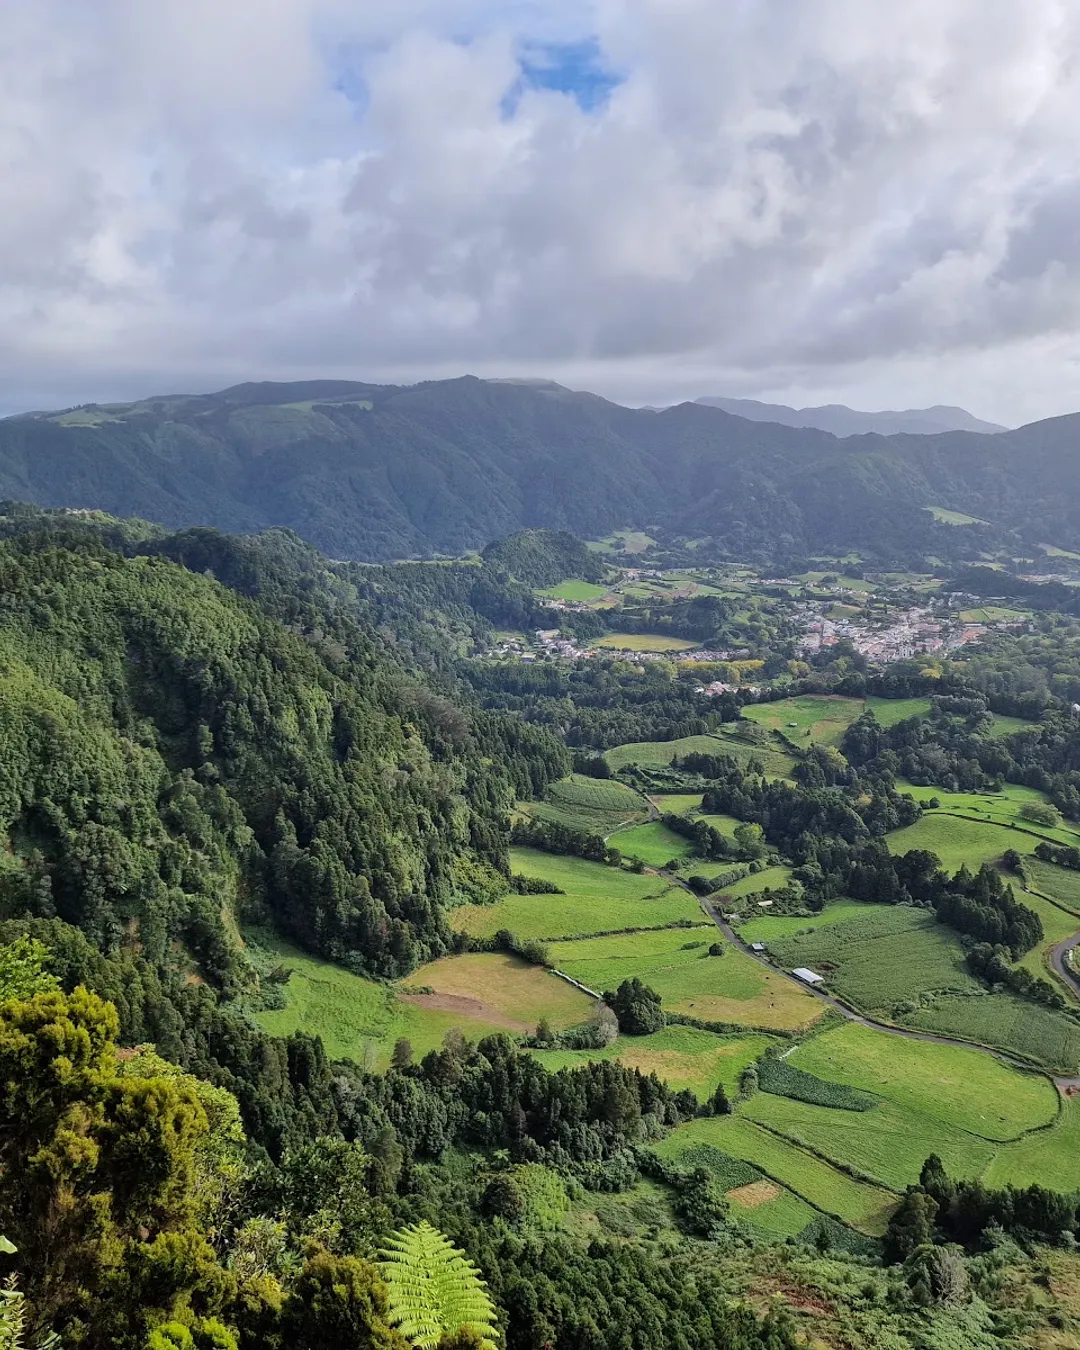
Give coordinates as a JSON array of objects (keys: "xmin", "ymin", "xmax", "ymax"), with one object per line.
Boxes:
[{"xmin": 379, "ymin": 1222, "xmax": 498, "ymax": 1350}]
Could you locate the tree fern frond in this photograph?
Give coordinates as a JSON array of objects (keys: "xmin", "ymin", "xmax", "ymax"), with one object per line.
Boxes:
[{"xmin": 379, "ymin": 1222, "xmax": 499, "ymax": 1350}]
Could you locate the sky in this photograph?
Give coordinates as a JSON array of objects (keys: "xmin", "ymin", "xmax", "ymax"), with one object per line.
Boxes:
[{"xmin": 4, "ymin": 0, "xmax": 1080, "ymax": 425}]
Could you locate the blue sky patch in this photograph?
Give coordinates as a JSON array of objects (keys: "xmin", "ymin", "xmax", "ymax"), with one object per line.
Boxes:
[{"xmin": 506, "ymin": 38, "xmax": 621, "ymax": 115}]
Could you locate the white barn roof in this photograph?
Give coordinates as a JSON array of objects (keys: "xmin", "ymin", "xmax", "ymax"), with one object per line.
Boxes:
[{"xmin": 792, "ymin": 967, "xmax": 825, "ymax": 985}]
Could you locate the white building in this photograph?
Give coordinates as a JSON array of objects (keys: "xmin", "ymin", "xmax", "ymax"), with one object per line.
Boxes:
[{"xmin": 792, "ymin": 967, "xmax": 825, "ymax": 986}]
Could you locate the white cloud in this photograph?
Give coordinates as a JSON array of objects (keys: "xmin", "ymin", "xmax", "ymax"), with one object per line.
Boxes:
[{"xmin": 2, "ymin": 0, "xmax": 1080, "ymax": 423}]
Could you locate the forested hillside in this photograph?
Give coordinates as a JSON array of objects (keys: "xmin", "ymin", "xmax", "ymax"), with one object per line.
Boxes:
[{"xmin": 4, "ymin": 376, "xmax": 1080, "ymax": 563}]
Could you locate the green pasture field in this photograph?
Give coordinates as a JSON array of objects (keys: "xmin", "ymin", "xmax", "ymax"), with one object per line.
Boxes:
[
  {"xmin": 251, "ymin": 935, "xmax": 403, "ymax": 1062},
  {"xmin": 925, "ymin": 506, "xmax": 987, "ymax": 525},
  {"xmin": 1011, "ymin": 888, "xmax": 1080, "ymax": 992},
  {"xmin": 903, "ymin": 993, "xmax": 1080, "ymax": 1073},
  {"xmin": 590, "ymin": 530, "xmax": 656, "ymax": 554},
  {"xmin": 249, "ymin": 939, "xmax": 587, "ymax": 1067},
  {"xmin": 548, "ymin": 927, "xmax": 823, "ymax": 1031},
  {"xmin": 886, "ymin": 812, "xmax": 1030, "ymax": 871},
  {"xmin": 984, "ymin": 1097, "xmax": 1080, "ymax": 1191},
  {"xmin": 649, "ymin": 793, "xmax": 704, "ymax": 815},
  {"xmin": 790, "ymin": 1022, "xmax": 1057, "ymax": 1139},
  {"xmin": 537, "ymin": 580, "xmax": 610, "ymax": 602},
  {"xmin": 829, "ymin": 603, "xmax": 863, "ymax": 619},
  {"xmin": 796, "ymin": 572, "xmax": 876, "ymax": 592},
  {"xmin": 959, "ymin": 606, "xmax": 1031, "ymax": 623},
  {"xmin": 591, "ymin": 633, "xmax": 697, "ymax": 652},
  {"xmin": 695, "ymin": 812, "xmax": 741, "ymax": 837},
  {"xmin": 890, "ymin": 783, "xmax": 1080, "ymax": 852},
  {"xmin": 741, "ymin": 1093, "xmax": 996, "ymax": 1193},
  {"xmin": 1025, "ymin": 856, "xmax": 1080, "ymax": 912},
  {"xmin": 736, "ymin": 900, "xmax": 871, "ymax": 945},
  {"xmin": 727, "ymin": 1181, "xmax": 819, "ymax": 1242},
  {"xmin": 987, "ymin": 713, "xmax": 1038, "ymax": 738},
  {"xmin": 606, "ymin": 820, "xmax": 694, "ymax": 865},
  {"xmin": 523, "ymin": 774, "xmax": 647, "ymax": 834},
  {"xmin": 751, "ymin": 903, "xmax": 979, "ymax": 1012},
  {"xmin": 531, "ymin": 1026, "xmax": 774, "ymax": 1100},
  {"xmin": 400, "ymin": 952, "xmax": 592, "ymax": 1044},
  {"xmin": 453, "ymin": 848, "xmax": 703, "ymax": 940},
  {"xmin": 653, "ymin": 1116, "xmax": 895, "ymax": 1234},
  {"xmin": 741, "ymin": 695, "xmax": 865, "ymax": 747},
  {"xmin": 863, "ymin": 695, "xmax": 933, "ymax": 726},
  {"xmin": 715, "ymin": 865, "xmax": 794, "ymax": 903},
  {"xmin": 604, "ymin": 731, "xmax": 796, "ymax": 780}
]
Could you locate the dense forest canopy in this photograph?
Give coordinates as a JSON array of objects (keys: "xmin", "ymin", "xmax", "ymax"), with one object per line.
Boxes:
[{"xmin": 4, "ymin": 377, "xmax": 1080, "ymax": 563}]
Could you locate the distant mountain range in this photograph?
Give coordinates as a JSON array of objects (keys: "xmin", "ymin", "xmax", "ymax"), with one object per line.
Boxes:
[
  {"xmin": 0, "ymin": 376, "xmax": 1073, "ymax": 564},
  {"xmin": 693, "ymin": 396, "xmax": 1008, "ymax": 437}
]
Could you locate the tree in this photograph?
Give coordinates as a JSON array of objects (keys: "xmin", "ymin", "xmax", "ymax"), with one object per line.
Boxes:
[
  {"xmin": 379, "ymin": 1224, "xmax": 498, "ymax": 1350},
  {"xmin": 884, "ymin": 1188, "xmax": 939, "ymax": 1265},
  {"xmin": 0, "ymin": 937, "xmax": 58, "ymax": 1001},
  {"xmin": 281, "ymin": 1251, "xmax": 407, "ymax": 1350},
  {"xmin": 0, "ymin": 988, "xmax": 235, "ymax": 1347},
  {"xmin": 604, "ymin": 979, "xmax": 665, "ymax": 1035},
  {"xmin": 1021, "ymin": 800, "xmax": 1060, "ymax": 827},
  {"xmin": 392, "ymin": 1038, "xmax": 414, "ymax": 1070}
]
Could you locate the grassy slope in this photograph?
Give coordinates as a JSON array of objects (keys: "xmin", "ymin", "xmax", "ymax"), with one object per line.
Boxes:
[
  {"xmin": 605, "ymin": 731, "xmax": 795, "ymax": 779},
  {"xmin": 523, "ymin": 774, "xmax": 647, "ymax": 834},
  {"xmin": 548, "ymin": 927, "xmax": 822, "ymax": 1031},
  {"xmin": 653, "ymin": 1116, "xmax": 895, "ymax": 1234},
  {"xmin": 606, "ymin": 820, "xmax": 695, "ymax": 865},
  {"xmin": 453, "ymin": 848, "xmax": 704, "ymax": 939},
  {"xmin": 531, "ymin": 1026, "xmax": 774, "ymax": 1100}
]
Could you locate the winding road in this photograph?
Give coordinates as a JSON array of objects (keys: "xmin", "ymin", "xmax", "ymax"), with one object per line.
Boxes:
[{"xmin": 634, "ymin": 789, "xmax": 1080, "ymax": 1089}]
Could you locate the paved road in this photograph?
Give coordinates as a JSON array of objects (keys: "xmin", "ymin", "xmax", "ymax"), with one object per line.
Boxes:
[
  {"xmin": 630, "ymin": 784, "xmax": 1080, "ymax": 1087},
  {"xmin": 1050, "ymin": 929, "xmax": 1080, "ymax": 1000}
]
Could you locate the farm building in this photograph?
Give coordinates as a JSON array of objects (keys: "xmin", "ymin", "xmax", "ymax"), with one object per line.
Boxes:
[
  {"xmin": 792, "ymin": 967, "xmax": 825, "ymax": 986},
  {"xmin": 750, "ymin": 941, "xmax": 767, "ymax": 953}
]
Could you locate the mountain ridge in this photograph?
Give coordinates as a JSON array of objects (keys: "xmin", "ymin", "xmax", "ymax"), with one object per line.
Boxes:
[
  {"xmin": 0, "ymin": 375, "xmax": 1075, "ymax": 564},
  {"xmin": 693, "ymin": 394, "xmax": 1008, "ymax": 436}
]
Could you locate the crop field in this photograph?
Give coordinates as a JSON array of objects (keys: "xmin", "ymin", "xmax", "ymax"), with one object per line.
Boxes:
[
  {"xmin": 606, "ymin": 820, "xmax": 695, "ymax": 865},
  {"xmin": 604, "ymin": 731, "xmax": 795, "ymax": 780},
  {"xmin": 653, "ymin": 1116, "xmax": 896, "ymax": 1234},
  {"xmin": 902, "ymin": 993, "xmax": 1080, "ymax": 1073},
  {"xmin": 453, "ymin": 848, "xmax": 703, "ymax": 939},
  {"xmin": 649, "ymin": 793, "xmax": 703, "ymax": 815},
  {"xmin": 590, "ymin": 530, "xmax": 656, "ymax": 554},
  {"xmin": 606, "ymin": 734, "xmax": 730, "ymax": 770},
  {"xmin": 537, "ymin": 580, "xmax": 611, "ymax": 602},
  {"xmin": 400, "ymin": 953, "xmax": 592, "ymax": 1044},
  {"xmin": 741, "ymin": 694, "xmax": 931, "ymax": 749},
  {"xmin": 531, "ymin": 1026, "xmax": 775, "ymax": 1100},
  {"xmin": 754, "ymin": 903, "xmax": 979, "ymax": 1011},
  {"xmin": 741, "ymin": 1092, "xmax": 996, "ymax": 1191},
  {"xmin": 548, "ymin": 927, "xmax": 823, "ymax": 1030},
  {"xmin": 592, "ymin": 633, "xmax": 697, "ymax": 652},
  {"xmin": 251, "ymin": 935, "xmax": 403, "ymax": 1062},
  {"xmin": 715, "ymin": 865, "xmax": 794, "ymax": 904},
  {"xmin": 523, "ymin": 774, "xmax": 647, "ymax": 834}
]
